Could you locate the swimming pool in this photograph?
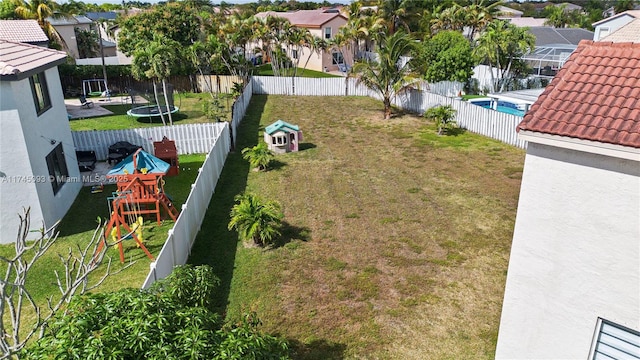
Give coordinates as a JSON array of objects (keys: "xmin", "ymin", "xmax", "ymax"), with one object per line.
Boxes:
[{"xmin": 468, "ymin": 98, "xmax": 526, "ymax": 117}]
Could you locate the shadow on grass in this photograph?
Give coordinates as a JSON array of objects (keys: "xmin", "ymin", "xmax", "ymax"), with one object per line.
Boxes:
[
  {"xmin": 268, "ymin": 159, "xmax": 287, "ymax": 171},
  {"xmin": 445, "ymin": 127, "xmax": 467, "ymax": 136},
  {"xmin": 271, "ymin": 221, "xmax": 311, "ymax": 248},
  {"xmin": 287, "ymin": 338, "xmax": 347, "ymax": 360},
  {"xmin": 187, "ymin": 94, "xmax": 267, "ymax": 315},
  {"xmin": 298, "ymin": 142, "xmax": 317, "ymax": 151}
]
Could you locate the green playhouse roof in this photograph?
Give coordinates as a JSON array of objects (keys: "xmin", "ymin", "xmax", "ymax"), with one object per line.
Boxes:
[{"xmin": 265, "ymin": 120, "xmax": 299, "ymax": 135}]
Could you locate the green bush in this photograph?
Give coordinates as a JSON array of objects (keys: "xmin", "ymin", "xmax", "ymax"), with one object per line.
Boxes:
[{"xmin": 23, "ymin": 265, "xmax": 289, "ymax": 359}]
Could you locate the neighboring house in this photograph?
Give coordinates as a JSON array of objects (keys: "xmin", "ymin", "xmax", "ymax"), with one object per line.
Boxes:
[
  {"xmin": 47, "ymin": 15, "xmax": 93, "ymax": 59},
  {"xmin": 529, "ymin": 27, "xmax": 594, "ymax": 46},
  {"xmin": 0, "ymin": 40, "xmax": 82, "ymax": 243},
  {"xmin": 264, "ymin": 120, "xmax": 303, "ymax": 154},
  {"xmin": 592, "ymin": 10, "xmax": 640, "ymax": 41},
  {"xmin": 600, "ymin": 18, "xmax": 640, "ymax": 42},
  {"xmin": 0, "ymin": 20, "xmax": 49, "ymax": 47},
  {"xmin": 496, "ymin": 40, "xmax": 640, "ymax": 359},
  {"xmin": 502, "ymin": 17, "xmax": 547, "ymax": 27},
  {"xmin": 497, "ymin": 5, "xmax": 523, "ymax": 18},
  {"xmin": 254, "ymin": 9, "xmax": 349, "ymax": 72}
]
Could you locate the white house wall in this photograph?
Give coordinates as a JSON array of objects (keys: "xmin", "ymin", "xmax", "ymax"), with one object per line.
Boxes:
[
  {"xmin": 0, "ymin": 67, "xmax": 81, "ymax": 242},
  {"xmin": 496, "ymin": 142, "xmax": 640, "ymax": 359},
  {"xmin": 0, "ymin": 104, "xmax": 44, "ymax": 243}
]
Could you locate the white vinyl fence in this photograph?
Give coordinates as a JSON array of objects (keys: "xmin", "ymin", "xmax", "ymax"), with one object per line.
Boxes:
[
  {"xmin": 251, "ymin": 76, "xmax": 525, "ymax": 148},
  {"xmin": 230, "ymin": 79, "xmax": 253, "ymax": 147},
  {"xmin": 72, "ymin": 123, "xmax": 224, "ymax": 160},
  {"xmin": 141, "ymin": 123, "xmax": 230, "ymax": 289}
]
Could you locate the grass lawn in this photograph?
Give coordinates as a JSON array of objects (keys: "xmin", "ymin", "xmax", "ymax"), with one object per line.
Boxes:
[
  {"xmin": 255, "ymin": 64, "xmax": 340, "ymax": 78},
  {"xmin": 69, "ymin": 92, "xmax": 233, "ymax": 131},
  {"xmin": 189, "ymin": 95, "xmax": 525, "ymax": 359},
  {"xmin": 0, "ymin": 154, "xmax": 205, "ymax": 339}
]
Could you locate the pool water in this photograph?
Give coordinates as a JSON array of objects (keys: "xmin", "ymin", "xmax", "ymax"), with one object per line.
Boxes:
[
  {"xmin": 488, "ymin": 105, "xmax": 525, "ymax": 117},
  {"xmin": 469, "ymin": 99, "xmax": 526, "ymax": 117}
]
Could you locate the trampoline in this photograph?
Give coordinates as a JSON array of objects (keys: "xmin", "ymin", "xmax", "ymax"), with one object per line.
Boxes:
[{"xmin": 127, "ymin": 105, "xmax": 179, "ymax": 117}]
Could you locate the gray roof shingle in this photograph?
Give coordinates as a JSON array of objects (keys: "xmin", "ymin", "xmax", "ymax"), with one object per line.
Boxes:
[{"xmin": 0, "ymin": 20, "xmax": 48, "ymax": 44}]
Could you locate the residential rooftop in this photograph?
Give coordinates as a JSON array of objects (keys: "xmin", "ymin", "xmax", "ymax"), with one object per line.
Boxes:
[
  {"xmin": 0, "ymin": 39, "xmax": 66, "ymax": 80},
  {"xmin": 0, "ymin": 20, "xmax": 48, "ymax": 44},
  {"xmin": 530, "ymin": 27, "xmax": 594, "ymax": 46},
  {"xmin": 518, "ymin": 40, "xmax": 640, "ymax": 148},
  {"xmin": 601, "ymin": 18, "xmax": 640, "ymax": 43},
  {"xmin": 255, "ymin": 9, "xmax": 346, "ymax": 28}
]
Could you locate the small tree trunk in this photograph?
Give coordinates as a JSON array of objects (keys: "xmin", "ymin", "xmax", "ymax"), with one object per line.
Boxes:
[
  {"xmin": 384, "ymin": 97, "xmax": 392, "ymax": 120},
  {"xmin": 152, "ymin": 80, "xmax": 167, "ymax": 126},
  {"xmin": 162, "ymin": 79, "xmax": 173, "ymax": 126}
]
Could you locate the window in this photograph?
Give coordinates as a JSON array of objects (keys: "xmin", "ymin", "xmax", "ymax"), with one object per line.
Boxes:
[
  {"xmin": 590, "ymin": 318, "xmax": 640, "ymax": 360},
  {"xmin": 46, "ymin": 143, "xmax": 69, "ymax": 195},
  {"xmin": 292, "ymin": 49, "xmax": 298, "ymax": 60},
  {"xmin": 332, "ymin": 52, "xmax": 344, "ymax": 65},
  {"xmin": 274, "ymin": 135, "xmax": 287, "ymax": 145},
  {"xmin": 29, "ymin": 72, "xmax": 51, "ymax": 115},
  {"xmin": 324, "ymin": 26, "xmax": 332, "ymax": 39},
  {"xmin": 598, "ymin": 27, "xmax": 610, "ymax": 40}
]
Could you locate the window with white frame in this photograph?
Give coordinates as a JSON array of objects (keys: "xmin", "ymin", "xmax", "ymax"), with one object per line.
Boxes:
[
  {"xmin": 30, "ymin": 71, "xmax": 51, "ymax": 115},
  {"xmin": 292, "ymin": 49, "xmax": 298, "ymax": 59},
  {"xmin": 598, "ymin": 27, "xmax": 610, "ymax": 40},
  {"xmin": 324, "ymin": 26, "xmax": 331, "ymax": 39},
  {"xmin": 590, "ymin": 318, "xmax": 640, "ymax": 360}
]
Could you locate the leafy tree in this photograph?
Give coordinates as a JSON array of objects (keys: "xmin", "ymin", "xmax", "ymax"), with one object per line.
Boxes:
[
  {"xmin": 242, "ymin": 142, "xmax": 274, "ymax": 171},
  {"xmin": 74, "ymin": 26, "xmax": 99, "ymax": 58},
  {"xmin": 424, "ymin": 105, "xmax": 457, "ymax": 135},
  {"xmin": 412, "ymin": 30, "xmax": 474, "ymax": 83},
  {"xmin": 203, "ymin": 94, "xmax": 228, "ymax": 122},
  {"xmin": 0, "ymin": 0, "xmax": 17, "ymax": 19},
  {"xmin": 228, "ymin": 193, "xmax": 283, "ymax": 247},
  {"xmin": 24, "ymin": 265, "xmax": 290, "ymax": 359},
  {"xmin": 351, "ymin": 30, "xmax": 421, "ymax": 120},
  {"xmin": 117, "ymin": 4, "xmax": 201, "ymax": 57},
  {"xmin": 614, "ymin": 0, "xmax": 637, "ymax": 14}
]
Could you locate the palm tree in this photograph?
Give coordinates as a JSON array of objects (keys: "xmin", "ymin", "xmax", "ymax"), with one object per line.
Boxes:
[
  {"xmin": 241, "ymin": 142, "xmax": 274, "ymax": 171},
  {"xmin": 350, "ymin": 30, "xmax": 421, "ymax": 120},
  {"xmin": 12, "ymin": 0, "xmax": 66, "ymax": 47},
  {"xmin": 464, "ymin": 0, "xmax": 504, "ymax": 42},
  {"xmin": 424, "ymin": 105, "xmax": 457, "ymax": 135},
  {"xmin": 473, "ymin": 20, "xmax": 535, "ymax": 92},
  {"xmin": 377, "ymin": 0, "xmax": 414, "ymax": 34},
  {"xmin": 131, "ymin": 35, "xmax": 180, "ymax": 126},
  {"xmin": 544, "ymin": 4, "xmax": 570, "ymax": 28},
  {"xmin": 228, "ymin": 193, "xmax": 283, "ymax": 247}
]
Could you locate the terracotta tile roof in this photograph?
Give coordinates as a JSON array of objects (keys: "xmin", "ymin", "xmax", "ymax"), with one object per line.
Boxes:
[
  {"xmin": 518, "ymin": 40, "xmax": 640, "ymax": 148},
  {"xmin": 0, "ymin": 40, "xmax": 66, "ymax": 78},
  {"xmin": 256, "ymin": 9, "xmax": 346, "ymax": 28},
  {"xmin": 0, "ymin": 20, "xmax": 48, "ymax": 44},
  {"xmin": 601, "ymin": 18, "xmax": 640, "ymax": 43}
]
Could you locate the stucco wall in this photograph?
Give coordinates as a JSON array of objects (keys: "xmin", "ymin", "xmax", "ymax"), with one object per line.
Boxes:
[
  {"xmin": 0, "ymin": 67, "xmax": 81, "ymax": 243},
  {"xmin": 496, "ymin": 142, "xmax": 640, "ymax": 359}
]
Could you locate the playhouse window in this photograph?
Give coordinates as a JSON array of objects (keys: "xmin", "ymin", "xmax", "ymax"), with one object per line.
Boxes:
[
  {"xmin": 292, "ymin": 49, "xmax": 298, "ymax": 59},
  {"xmin": 275, "ymin": 135, "xmax": 287, "ymax": 145},
  {"xmin": 30, "ymin": 71, "xmax": 51, "ymax": 116},
  {"xmin": 46, "ymin": 143, "xmax": 69, "ymax": 195}
]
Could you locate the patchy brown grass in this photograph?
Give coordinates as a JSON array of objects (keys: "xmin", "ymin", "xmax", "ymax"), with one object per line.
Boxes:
[{"xmin": 193, "ymin": 95, "xmax": 525, "ymax": 359}]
